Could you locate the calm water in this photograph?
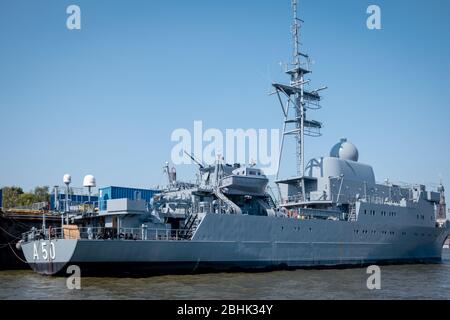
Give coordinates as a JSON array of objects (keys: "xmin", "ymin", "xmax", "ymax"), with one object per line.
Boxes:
[{"xmin": 1, "ymin": 250, "xmax": 450, "ymax": 300}]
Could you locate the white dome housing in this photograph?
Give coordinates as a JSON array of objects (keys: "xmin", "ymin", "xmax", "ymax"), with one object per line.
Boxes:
[
  {"xmin": 63, "ymin": 174, "xmax": 72, "ymax": 185},
  {"xmin": 330, "ymin": 138, "xmax": 359, "ymax": 162},
  {"xmin": 83, "ymin": 175, "xmax": 96, "ymax": 188}
]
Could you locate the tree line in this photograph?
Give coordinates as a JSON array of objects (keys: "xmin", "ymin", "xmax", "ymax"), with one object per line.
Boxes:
[{"xmin": 1, "ymin": 186, "xmax": 50, "ymax": 209}]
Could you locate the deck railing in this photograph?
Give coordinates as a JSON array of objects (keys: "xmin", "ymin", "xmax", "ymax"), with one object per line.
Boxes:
[{"xmin": 22, "ymin": 226, "xmax": 189, "ymax": 242}]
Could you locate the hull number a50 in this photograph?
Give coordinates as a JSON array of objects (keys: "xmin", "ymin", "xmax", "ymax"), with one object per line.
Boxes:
[{"xmin": 33, "ymin": 242, "xmax": 56, "ymax": 260}]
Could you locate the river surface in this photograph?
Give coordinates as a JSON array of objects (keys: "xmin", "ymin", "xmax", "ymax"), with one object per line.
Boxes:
[{"xmin": 1, "ymin": 250, "xmax": 450, "ymax": 300}]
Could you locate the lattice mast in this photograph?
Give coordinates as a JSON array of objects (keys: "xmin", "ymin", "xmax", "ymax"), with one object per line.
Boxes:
[
  {"xmin": 273, "ymin": 0, "xmax": 326, "ymax": 180},
  {"xmin": 292, "ymin": 0, "xmax": 305, "ymax": 177}
]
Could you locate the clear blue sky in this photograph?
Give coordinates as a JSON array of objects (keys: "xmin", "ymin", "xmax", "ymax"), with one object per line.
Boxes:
[{"xmin": 0, "ymin": 0, "xmax": 449, "ymax": 194}]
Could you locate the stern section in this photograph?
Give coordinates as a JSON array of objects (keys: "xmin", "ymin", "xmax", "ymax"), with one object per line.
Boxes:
[{"xmin": 22, "ymin": 239, "xmax": 78, "ymax": 275}]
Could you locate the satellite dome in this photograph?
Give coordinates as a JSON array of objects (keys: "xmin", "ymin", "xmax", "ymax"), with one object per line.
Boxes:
[
  {"xmin": 83, "ymin": 174, "xmax": 96, "ymax": 188},
  {"xmin": 330, "ymin": 138, "xmax": 359, "ymax": 162},
  {"xmin": 63, "ymin": 174, "xmax": 72, "ymax": 185}
]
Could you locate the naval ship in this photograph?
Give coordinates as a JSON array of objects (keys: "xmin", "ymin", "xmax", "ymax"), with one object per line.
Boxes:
[{"xmin": 18, "ymin": 0, "xmax": 449, "ymax": 276}]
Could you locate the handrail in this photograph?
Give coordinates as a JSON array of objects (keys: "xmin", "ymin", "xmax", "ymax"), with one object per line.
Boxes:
[
  {"xmin": 22, "ymin": 226, "xmax": 189, "ymax": 242},
  {"xmin": 283, "ymin": 192, "xmax": 406, "ymax": 206}
]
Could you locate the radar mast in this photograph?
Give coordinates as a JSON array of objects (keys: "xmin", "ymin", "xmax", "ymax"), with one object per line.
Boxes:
[{"xmin": 272, "ymin": 0, "xmax": 327, "ymax": 202}]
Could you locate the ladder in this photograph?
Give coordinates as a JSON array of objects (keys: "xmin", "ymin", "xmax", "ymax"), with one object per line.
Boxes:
[
  {"xmin": 266, "ymin": 195, "xmax": 277, "ymax": 210},
  {"xmin": 348, "ymin": 204, "xmax": 357, "ymax": 222},
  {"xmin": 266, "ymin": 186, "xmax": 279, "ymax": 207}
]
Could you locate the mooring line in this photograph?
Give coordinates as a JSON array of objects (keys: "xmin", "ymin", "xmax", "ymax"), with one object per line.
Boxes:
[
  {"xmin": 0, "ymin": 225, "xmax": 22, "ymax": 240},
  {"xmin": 8, "ymin": 242, "xmax": 27, "ymax": 264}
]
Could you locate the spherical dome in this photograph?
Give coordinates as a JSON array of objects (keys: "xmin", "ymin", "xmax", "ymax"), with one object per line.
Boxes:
[
  {"xmin": 330, "ymin": 138, "xmax": 359, "ymax": 162},
  {"xmin": 63, "ymin": 174, "xmax": 72, "ymax": 185},
  {"xmin": 83, "ymin": 174, "xmax": 96, "ymax": 188}
]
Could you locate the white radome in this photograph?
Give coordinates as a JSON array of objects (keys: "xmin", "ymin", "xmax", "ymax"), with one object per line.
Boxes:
[
  {"xmin": 330, "ymin": 138, "xmax": 359, "ymax": 162},
  {"xmin": 83, "ymin": 174, "xmax": 96, "ymax": 188},
  {"xmin": 63, "ymin": 174, "xmax": 72, "ymax": 185}
]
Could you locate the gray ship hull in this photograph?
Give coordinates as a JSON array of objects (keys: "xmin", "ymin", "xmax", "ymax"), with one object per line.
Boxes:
[{"xmin": 21, "ymin": 214, "xmax": 450, "ymax": 276}]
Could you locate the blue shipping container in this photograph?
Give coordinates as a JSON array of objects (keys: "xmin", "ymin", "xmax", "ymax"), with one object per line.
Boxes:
[
  {"xmin": 50, "ymin": 194, "xmax": 99, "ymax": 211},
  {"xmin": 99, "ymin": 186, "xmax": 159, "ymax": 211}
]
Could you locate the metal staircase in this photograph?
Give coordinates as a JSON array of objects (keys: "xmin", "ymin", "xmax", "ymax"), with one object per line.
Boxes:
[
  {"xmin": 182, "ymin": 213, "xmax": 199, "ymax": 239},
  {"xmin": 214, "ymin": 188, "xmax": 242, "ymax": 215},
  {"xmin": 266, "ymin": 186, "xmax": 279, "ymax": 207},
  {"xmin": 266, "ymin": 195, "xmax": 277, "ymax": 210}
]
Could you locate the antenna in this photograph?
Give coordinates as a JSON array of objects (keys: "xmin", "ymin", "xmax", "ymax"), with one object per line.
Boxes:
[
  {"xmin": 83, "ymin": 174, "xmax": 96, "ymax": 206},
  {"xmin": 63, "ymin": 174, "xmax": 71, "ymax": 213},
  {"xmin": 272, "ymin": 0, "xmax": 327, "ymax": 203},
  {"xmin": 292, "ymin": 0, "xmax": 301, "ymax": 67},
  {"xmin": 291, "ymin": 0, "xmax": 308, "ymax": 178},
  {"xmin": 163, "ymin": 162, "xmax": 171, "ymax": 185},
  {"xmin": 63, "ymin": 174, "xmax": 71, "ymax": 225},
  {"xmin": 163, "ymin": 162, "xmax": 178, "ymax": 186}
]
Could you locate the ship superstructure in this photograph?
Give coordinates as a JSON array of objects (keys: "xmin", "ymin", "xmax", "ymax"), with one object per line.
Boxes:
[{"xmin": 18, "ymin": 0, "xmax": 449, "ymax": 276}]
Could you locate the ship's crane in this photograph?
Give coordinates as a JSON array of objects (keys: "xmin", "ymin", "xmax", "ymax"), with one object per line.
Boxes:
[{"xmin": 183, "ymin": 151, "xmax": 204, "ymax": 169}]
